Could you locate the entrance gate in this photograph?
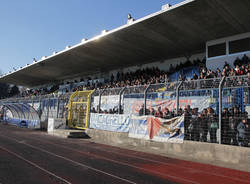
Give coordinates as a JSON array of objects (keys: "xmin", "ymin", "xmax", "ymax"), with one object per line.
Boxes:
[{"xmin": 68, "ymin": 90, "xmax": 94, "ymax": 129}]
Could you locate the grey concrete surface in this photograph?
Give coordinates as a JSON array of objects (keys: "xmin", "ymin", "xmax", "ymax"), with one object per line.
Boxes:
[
  {"xmin": 50, "ymin": 128, "xmax": 250, "ymax": 172},
  {"xmin": 83, "ymin": 128, "xmax": 250, "ymax": 172}
]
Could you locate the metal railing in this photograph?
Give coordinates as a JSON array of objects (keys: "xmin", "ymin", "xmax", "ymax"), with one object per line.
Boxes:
[{"xmin": 0, "ymin": 75, "xmax": 249, "ymax": 147}]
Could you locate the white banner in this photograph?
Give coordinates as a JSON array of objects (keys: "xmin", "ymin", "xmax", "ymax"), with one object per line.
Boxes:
[
  {"xmin": 93, "ymin": 95, "xmax": 120, "ymax": 111},
  {"xmin": 129, "ymin": 115, "xmax": 185, "ymax": 143},
  {"xmin": 90, "ymin": 113, "xmax": 130, "ymax": 132},
  {"xmin": 124, "ymin": 96, "xmax": 211, "ymax": 115}
]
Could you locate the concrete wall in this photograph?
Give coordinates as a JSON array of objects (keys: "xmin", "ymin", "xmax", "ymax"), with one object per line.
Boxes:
[
  {"xmin": 108, "ymin": 53, "xmax": 205, "ymax": 81},
  {"xmin": 206, "ymin": 52, "xmax": 250, "ymax": 71},
  {"xmin": 85, "ymin": 128, "xmax": 250, "ymax": 172},
  {"xmin": 206, "ymin": 32, "xmax": 250, "ymax": 71}
]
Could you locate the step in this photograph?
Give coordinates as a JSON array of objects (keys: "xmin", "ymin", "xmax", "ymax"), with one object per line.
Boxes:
[{"xmin": 67, "ymin": 131, "xmax": 90, "ymax": 139}]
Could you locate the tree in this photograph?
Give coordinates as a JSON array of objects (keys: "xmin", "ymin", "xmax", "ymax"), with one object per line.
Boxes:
[
  {"xmin": 0, "ymin": 70, "xmax": 10, "ymax": 99},
  {"xmin": 0, "ymin": 83, "xmax": 9, "ymax": 99},
  {"xmin": 9, "ymin": 85, "xmax": 20, "ymax": 97}
]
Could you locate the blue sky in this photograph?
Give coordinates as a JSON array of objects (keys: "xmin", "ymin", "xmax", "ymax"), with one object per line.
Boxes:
[{"xmin": 0, "ymin": 0, "xmax": 183, "ymax": 74}]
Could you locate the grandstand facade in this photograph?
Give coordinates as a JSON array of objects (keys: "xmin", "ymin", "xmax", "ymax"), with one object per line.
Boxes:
[{"xmin": 0, "ymin": 0, "xmax": 250, "ymax": 148}]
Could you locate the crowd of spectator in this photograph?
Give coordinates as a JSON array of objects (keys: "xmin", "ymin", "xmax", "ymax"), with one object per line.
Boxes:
[
  {"xmin": 18, "ymin": 85, "xmax": 59, "ymax": 98},
  {"xmin": 79, "ymin": 55, "xmax": 250, "ymax": 92},
  {"xmin": 183, "ymin": 105, "xmax": 250, "ymax": 147},
  {"xmin": 2, "ymin": 52, "xmax": 250, "ymax": 148},
  {"xmin": 196, "ymin": 55, "xmax": 250, "ymax": 81},
  {"xmin": 65, "ymin": 58, "xmax": 205, "ymax": 92},
  {"xmin": 138, "ymin": 104, "xmax": 249, "ymax": 147},
  {"xmin": 9, "ymin": 54, "xmax": 250, "ymax": 98}
]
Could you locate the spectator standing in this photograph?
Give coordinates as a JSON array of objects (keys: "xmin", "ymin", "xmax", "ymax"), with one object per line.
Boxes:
[
  {"xmin": 0, "ymin": 112, "xmax": 3, "ymax": 122},
  {"xmin": 208, "ymin": 107, "xmax": 218, "ymax": 143},
  {"xmin": 193, "ymin": 108, "xmax": 200, "ymax": 141},
  {"xmin": 246, "ymin": 119, "xmax": 250, "ymax": 147},
  {"xmin": 188, "ymin": 108, "xmax": 199, "ymax": 141},
  {"xmin": 184, "ymin": 108, "xmax": 191, "ymax": 140},
  {"xmin": 155, "ymin": 107, "xmax": 163, "ymax": 118},
  {"xmin": 237, "ymin": 118, "xmax": 249, "ymax": 147},
  {"xmin": 163, "ymin": 107, "xmax": 171, "ymax": 119},
  {"xmin": 221, "ymin": 108, "xmax": 230, "ymax": 144},
  {"xmin": 150, "ymin": 108, "xmax": 156, "ymax": 116},
  {"xmin": 229, "ymin": 107, "xmax": 241, "ymax": 145},
  {"xmin": 139, "ymin": 104, "xmax": 144, "ymax": 116},
  {"xmin": 200, "ymin": 108, "xmax": 208, "ymax": 142}
]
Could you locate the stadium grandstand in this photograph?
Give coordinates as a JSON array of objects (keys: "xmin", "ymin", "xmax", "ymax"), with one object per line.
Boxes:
[{"xmin": 0, "ymin": 0, "xmax": 250, "ymax": 149}]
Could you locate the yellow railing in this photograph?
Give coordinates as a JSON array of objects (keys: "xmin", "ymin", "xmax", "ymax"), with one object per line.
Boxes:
[{"xmin": 67, "ymin": 90, "xmax": 94, "ymax": 130}]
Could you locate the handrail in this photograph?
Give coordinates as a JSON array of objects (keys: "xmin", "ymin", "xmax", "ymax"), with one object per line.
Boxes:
[{"xmin": 0, "ymin": 75, "xmax": 249, "ymax": 102}]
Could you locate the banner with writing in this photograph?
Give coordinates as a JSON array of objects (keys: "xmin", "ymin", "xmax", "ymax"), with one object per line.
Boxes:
[
  {"xmin": 128, "ymin": 115, "xmax": 184, "ymax": 143},
  {"xmin": 90, "ymin": 113, "xmax": 130, "ymax": 132}
]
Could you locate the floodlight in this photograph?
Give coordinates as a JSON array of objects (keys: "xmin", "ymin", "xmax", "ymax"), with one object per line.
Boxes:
[
  {"xmin": 65, "ymin": 45, "xmax": 71, "ymax": 49},
  {"xmin": 162, "ymin": 4, "xmax": 171, "ymax": 11},
  {"xmin": 128, "ymin": 14, "xmax": 132, "ymax": 20},
  {"xmin": 101, "ymin": 30, "xmax": 108, "ymax": 35},
  {"xmin": 127, "ymin": 14, "xmax": 135, "ymax": 24},
  {"xmin": 81, "ymin": 38, "xmax": 88, "ymax": 43}
]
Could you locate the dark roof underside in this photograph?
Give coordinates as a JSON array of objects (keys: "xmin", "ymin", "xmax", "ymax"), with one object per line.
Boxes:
[{"xmin": 1, "ymin": 0, "xmax": 250, "ymax": 87}]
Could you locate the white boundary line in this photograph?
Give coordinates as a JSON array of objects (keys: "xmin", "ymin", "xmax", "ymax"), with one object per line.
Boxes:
[
  {"xmin": 42, "ymin": 140, "xmax": 199, "ymax": 184},
  {"xmin": 86, "ymin": 142, "xmax": 250, "ymax": 183},
  {"xmin": 17, "ymin": 131, "xmax": 250, "ymax": 184},
  {"xmin": 2, "ymin": 127, "xmax": 250, "ymax": 184},
  {"xmin": 0, "ymin": 146, "xmax": 71, "ymax": 184},
  {"xmin": 0, "ymin": 133, "xmax": 197, "ymax": 184},
  {"xmin": 0, "ymin": 135, "xmax": 136, "ymax": 184},
  {"xmin": 27, "ymin": 132, "xmax": 250, "ymax": 184}
]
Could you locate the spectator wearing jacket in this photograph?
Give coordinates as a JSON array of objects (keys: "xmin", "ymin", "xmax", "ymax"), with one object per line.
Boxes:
[
  {"xmin": 200, "ymin": 108, "xmax": 208, "ymax": 142},
  {"xmin": 229, "ymin": 107, "xmax": 242, "ymax": 145},
  {"xmin": 184, "ymin": 108, "xmax": 192, "ymax": 140},
  {"xmin": 237, "ymin": 118, "xmax": 249, "ymax": 147},
  {"xmin": 155, "ymin": 107, "xmax": 163, "ymax": 118},
  {"xmin": 189, "ymin": 108, "xmax": 200, "ymax": 141},
  {"xmin": 207, "ymin": 107, "xmax": 218, "ymax": 143},
  {"xmin": 221, "ymin": 108, "xmax": 231, "ymax": 144}
]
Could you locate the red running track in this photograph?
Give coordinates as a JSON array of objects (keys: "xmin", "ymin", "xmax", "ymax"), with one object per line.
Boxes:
[{"xmin": 0, "ymin": 124, "xmax": 249, "ymax": 184}]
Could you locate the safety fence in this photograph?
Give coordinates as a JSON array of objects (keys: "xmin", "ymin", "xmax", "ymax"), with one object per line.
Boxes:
[
  {"xmin": 0, "ymin": 93, "xmax": 71, "ymax": 129},
  {"xmin": 90, "ymin": 75, "xmax": 250, "ymax": 147},
  {"xmin": 0, "ymin": 75, "xmax": 249, "ymax": 147}
]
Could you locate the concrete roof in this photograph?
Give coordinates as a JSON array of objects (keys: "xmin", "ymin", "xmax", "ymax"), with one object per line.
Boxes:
[{"xmin": 1, "ymin": 0, "xmax": 250, "ymax": 87}]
